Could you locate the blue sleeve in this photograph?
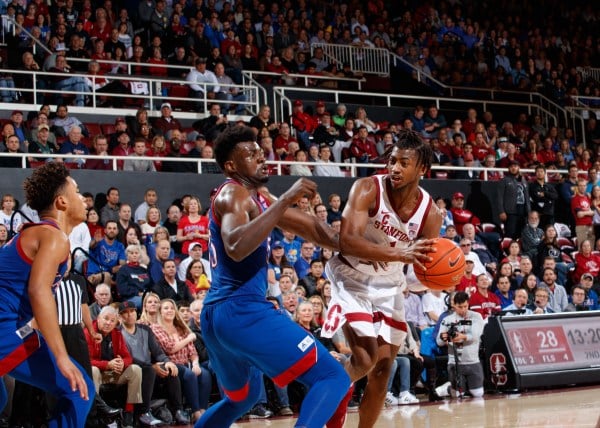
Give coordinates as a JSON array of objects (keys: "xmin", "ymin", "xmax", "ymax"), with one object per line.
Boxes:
[{"xmin": 118, "ymin": 243, "xmax": 126, "ymax": 262}]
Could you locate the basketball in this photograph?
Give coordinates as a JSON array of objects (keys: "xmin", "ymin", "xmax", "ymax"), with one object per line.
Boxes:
[{"xmin": 413, "ymin": 238, "xmax": 465, "ymax": 290}]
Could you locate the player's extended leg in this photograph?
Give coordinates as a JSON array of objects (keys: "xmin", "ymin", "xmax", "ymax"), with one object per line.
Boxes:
[
  {"xmin": 195, "ymin": 366, "xmax": 262, "ymax": 427},
  {"xmin": 341, "ymin": 323, "xmax": 379, "ymax": 382},
  {"xmin": 0, "ymin": 378, "xmax": 6, "ymax": 416},
  {"xmin": 195, "ymin": 304, "xmax": 262, "ymax": 427},
  {"xmin": 357, "ymin": 340, "xmax": 400, "ymax": 428},
  {"xmin": 9, "ymin": 339, "xmax": 94, "ymax": 428},
  {"xmin": 295, "ymin": 340, "xmax": 350, "ymax": 428}
]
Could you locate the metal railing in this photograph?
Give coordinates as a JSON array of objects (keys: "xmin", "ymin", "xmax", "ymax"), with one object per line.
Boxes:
[
  {"xmin": 0, "ymin": 66, "xmax": 260, "ymax": 118},
  {"xmin": 311, "ymin": 43, "xmax": 389, "ymax": 76},
  {"xmin": 578, "ymin": 67, "xmax": 600, "ymax": 84},
  {"xmin": 0, "ymin": 152, "xmax": 572, "ymax": 180},
  {"xmin": 271, "ymin": 85, "xmax": 559, "ymax": 133}
]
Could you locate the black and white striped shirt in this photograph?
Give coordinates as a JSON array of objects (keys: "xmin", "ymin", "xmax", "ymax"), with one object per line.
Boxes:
[{"xmin": 55, "ymin": 273, "xmax": 89, "ymax": 326}]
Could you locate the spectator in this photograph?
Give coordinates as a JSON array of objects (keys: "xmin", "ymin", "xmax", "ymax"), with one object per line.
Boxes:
[
  {"xmin": 89, "ymin": 283, "xmax": 112, "ymax": 320},
  {"xmin": 123, "ymin": 138, "xmax": 156, "ymax": 172},
  {"xmin": 58, "ymin": 125, "xmax": 89, "ymax": 167},
  {"xmin": 528, "ymin": 285, "xmax": 554, "ymax": 314},
  {"xmin": 118, "ymin": 301, "xmax": 189, "ymax": 425},
  {"xmin": 85, "ymin": 134, "xmax": 112, "ymax": 171},
  {"xmin": 151, "ymin": 298, "xmax": 212, "ymax": 423},
  {"xmin": 494, "ymin": 275, "xmax": 514, "ymax": 308},
  {"xmin": 469, "ymin": 274, "xmax": 501, "ymax": 319},
  {"xmin": 213, "ymin": 62, "xmax": 246, "ymax": 114},
  {"xmin": 134, "ymin": 188, "xmax": 159, "ymax": 225},
  {"xmin": 140, "ymin": 207, "xmax": 162, "ymax": 242},
  {"xmin": 85, "ymin": 306, "xmax": 142, "ymax": 428},
  {"xmin": 148, "ymin": 238, "xmax": 174, "ymax": 283},
  {"xmin": 87, "ymin": 220, "xmax": 126, "ymax": 287},
  {"xmin": 350, "ymin": 125, "xmax": 378, "ymax": 177},
  {"xmin": 497, "ymin": 160, "xmax": 530, "ymax": 239},
  {"xmin": 565, "ymin": 285, "xmax": 589, "ymax": 312},
  {"xmin": 249, "ymin": 104, "xmax": 278, "ymax": 138},
  {"xmin": 422, "ymin": 289, "xmax": 448, "ymax": 327},
  {"xmin": 52, "ymin": 103, "xmax": 88, "ymax": 137},
  {"xmin": 176, "ymin": 196, "xmax": 208, "ymax": 256},
  {"xmin": 116, "ymin": 245, "xmax": 152, "ymax": 309},
  {"xmin": 161, "ymin": 137, "xmax": 195, "ymax": 173},
  {"xmin": 48, "ymin": 54, "xmax": 90, "ymax": 106},
  {"xmin": 0, "ymin": 134, "xmax": 28, "ymax": 168},
  {"xmin": 313, "ymin": 144, "xmax": 344, "ymax": 177},
  {"xmin": 291, "ymin": 100, "xmax": 318, "ymax": 150},
  {"xmin": 571, "ymin": 178, "xmax": 595, "ymax": 250},
  {"xmin": 152, "ymin": 259, "xmax": 194, "ymax": 302},
  {"xmin": 529, "ymin": 164, "xmax": 558, "ymax": 228},
  {"xmin": 177, "ymin": 242, "xmax": 211, "ymax": 283},
  {"xmin": 520, "ymin": 211, "xmax": 545, "ymax": 262},
  {"xmin": 154, "ymin": 103, "xmax": 183, "ymax": 136},
  {"xmin": 423, "ymin": 105, "xmax": 447, "ymax": 139},
  {"xmin": 579, "ymin": 273, "xmax": 599, "ymax": 310},
  {"xmin": 186, "ymin": 57, "xmax": 218, "ymax": 110},
  {"xmin": 449, "ymin": 192, "xmax": 480, "ymax": 235},
  {"xmin": 100, "ymin": 187, "xmax": 120, "ymax": 225},
  {"xmin": 502, "ymin": 289, "xmax": 533, "ymax": 315},
  {"xmin": 539, "ymin": 267, "xmax": 568, "ymax": 313},
  {"xmin": 572, "ymin": 239, "xmax": 600, "ymax": 285}
]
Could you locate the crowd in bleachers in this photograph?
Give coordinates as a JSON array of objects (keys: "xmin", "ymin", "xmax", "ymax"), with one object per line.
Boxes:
[{"xmin": 0, "ymin": 0, "xmax": 597, "ymax": 108}]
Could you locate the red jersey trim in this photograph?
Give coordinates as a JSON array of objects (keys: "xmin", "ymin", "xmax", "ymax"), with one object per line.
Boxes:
[
  {"xmin": 223, "ymin": 382, "xmax": 250, "ymax": 402},
  {"xmin": 346, "ymin": 311, "xmax": 408, "ymax": 332},
  {"xmin": 416, "ymin": 196, "xmax": 433, "ymax": 237},
  {"xmin": 0, "ymin": 332, "xmax": 40, "ymax": 376},
  {"xmin": 272, "ymin": 345, "xmax": 317, "ymax": 387}
]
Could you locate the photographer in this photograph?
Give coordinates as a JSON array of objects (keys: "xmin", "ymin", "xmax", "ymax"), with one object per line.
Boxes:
[{"xmin": 436, "ymin": 291, "xmax": 485, "ymax": 399}]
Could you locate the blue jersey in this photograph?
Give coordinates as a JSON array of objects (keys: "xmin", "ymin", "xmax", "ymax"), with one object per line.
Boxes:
[
  {"xmin": 205, "ymin": 180, "xmax": 271, "ymax": 304},
  {"xmin": 0, "ymin": 220, "xmax": 68, "ymax": 326}
]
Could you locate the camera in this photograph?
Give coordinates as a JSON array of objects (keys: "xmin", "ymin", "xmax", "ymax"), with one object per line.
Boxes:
[{"xmin": 444, "ymin": 319, "xmax": 472, "ymax": 340}]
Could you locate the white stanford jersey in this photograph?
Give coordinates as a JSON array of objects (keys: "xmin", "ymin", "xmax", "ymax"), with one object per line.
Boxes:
[{"xmin": 342, "ymin": 175, "xmax": 432, "ymax": 276}]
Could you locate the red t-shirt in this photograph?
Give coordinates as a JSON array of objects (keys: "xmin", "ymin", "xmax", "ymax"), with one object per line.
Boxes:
[
  {"xmin": 469, "ymin": 290, "xmax": 501, "ymax": 319},
  {"xmin": 571, "ymin": 194, "xmax": 593, "ymax": 226},
  {"xmin": 457, "ymin": 275, "xmax": 477, "ymax": 296},
  {"xmin": 178, "ymin": 215, "xmax": 209, "ymax": 254}
]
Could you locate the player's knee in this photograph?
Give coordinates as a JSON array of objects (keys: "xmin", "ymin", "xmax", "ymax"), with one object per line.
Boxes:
[
  {"xmin": 470, "ymin": 387, "xmax": 484, "ymax": 398},
  {"xmin": 352, "ymin": 347, "xmax": 379, "ymax": 375},
  {"xmin": 301, "ymin": 352, "xmax": 350, "ymax": 392}
]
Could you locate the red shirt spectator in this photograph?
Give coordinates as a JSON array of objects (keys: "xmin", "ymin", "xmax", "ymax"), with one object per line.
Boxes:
[
  {"xmin": 350, "ymin": 127, "xmax": 378, "ymax": 160},
  {"xmin": 572, "ymin": 241, "xmax": 600, "ymax": 285},
  {"xmin": 469, "ymin": 288, "xmax": 501, "ymax": 320},
  {"xmin": 291, "ymin": 102, "xmax": 318, "ymax": 134}
]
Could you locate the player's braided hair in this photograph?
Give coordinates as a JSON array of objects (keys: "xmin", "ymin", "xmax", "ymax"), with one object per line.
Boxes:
[
  {"xmin": 393, "ymin": 129, "xmax": 433, "ymax": 171},
  {"xmin": 23, "ymin": 161, "xmax": 70, "ymax": 212}
]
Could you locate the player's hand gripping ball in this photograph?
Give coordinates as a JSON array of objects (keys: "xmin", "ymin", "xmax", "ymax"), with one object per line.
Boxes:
[{"xmin": 414, "ymin": 238, "xmax": 465, "ymax": 290}]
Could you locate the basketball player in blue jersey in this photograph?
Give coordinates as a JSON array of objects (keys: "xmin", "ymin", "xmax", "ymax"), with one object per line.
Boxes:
[
  {"xmin": 323, "ymin": 129, "xmax": 442, "ymax": 428},
  {"xmin": 0, "ymin": 162, "xmax": 93, "ymax": 427},
  {"xmin": 196, "ymin": 125, "xmax": 350, "ymax": 428}
]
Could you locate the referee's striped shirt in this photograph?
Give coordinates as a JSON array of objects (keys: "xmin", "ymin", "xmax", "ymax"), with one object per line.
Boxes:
[{"xmin": 55, "ymin": 273, "xmax": 89, "ymax": 326}]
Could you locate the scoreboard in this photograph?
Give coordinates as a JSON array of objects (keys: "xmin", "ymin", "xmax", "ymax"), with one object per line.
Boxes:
[{"xmin": 482, "ymin": 312, "xmax": 600, "ymax": 390}]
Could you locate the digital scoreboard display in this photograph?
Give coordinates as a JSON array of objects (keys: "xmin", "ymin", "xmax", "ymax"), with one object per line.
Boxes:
[{"xmin": 501, "ymin": 314, "xmax": 600, "ymax": 374}]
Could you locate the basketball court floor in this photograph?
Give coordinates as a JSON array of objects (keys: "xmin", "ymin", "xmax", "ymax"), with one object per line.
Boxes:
[{"xmin": 234, "ymin": 384, "xmax": 600, "ymax": 428}]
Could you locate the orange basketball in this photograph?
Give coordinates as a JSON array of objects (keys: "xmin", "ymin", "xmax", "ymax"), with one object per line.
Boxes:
[{"xmin": 413, "ymin": 238, "xmax": 465, "ymax": 290}]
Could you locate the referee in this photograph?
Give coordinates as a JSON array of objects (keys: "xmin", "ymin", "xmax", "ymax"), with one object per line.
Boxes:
[{"xmin": 53, "ymin": 272, "xmax": 122, "ymax": 426}]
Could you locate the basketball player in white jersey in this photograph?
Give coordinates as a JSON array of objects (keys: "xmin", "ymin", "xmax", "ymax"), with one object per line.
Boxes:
[{"xmin": 323, "ymin": 129, "xmax": 443, "ymax": 428}]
